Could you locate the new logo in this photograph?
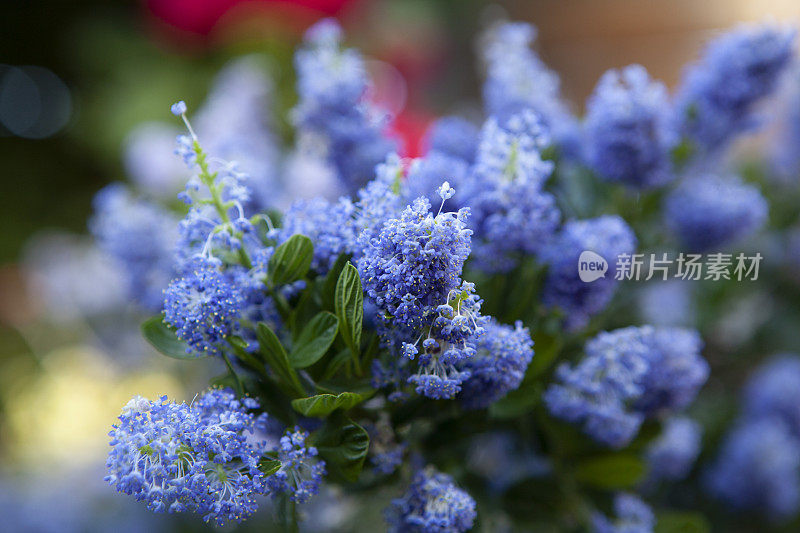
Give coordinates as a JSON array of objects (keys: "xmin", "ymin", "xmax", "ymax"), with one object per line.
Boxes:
[{"xmin": 578, "ymin": 251, "xmax": 608, "ymax": 282}]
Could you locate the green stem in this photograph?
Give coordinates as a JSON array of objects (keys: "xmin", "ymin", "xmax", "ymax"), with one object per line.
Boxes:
[
  {"xmin": 221, "ymin": 351, "xmax": 245, "ymax": 397},
  {"xmin": 193, "ymin": 140, "xmax": 253, "ymax": 270}
]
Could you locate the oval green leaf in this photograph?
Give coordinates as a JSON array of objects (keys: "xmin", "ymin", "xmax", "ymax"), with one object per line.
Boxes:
[
  {"xmin": 289, "ymin": 312, "xmax": 339, "ymax": 368},
  {"xmin": 141, "ymin": 316, "xmax": 200, "ymax": 359},
  {"xmin": 291, "ymin": 392, "xmax": 364, "ymax": 417},
  {"xmin": 334, "ymin": 263, "xmax": 363, "ymax": 358},
  {"xmin": 268, "ymin": 234, "xmax": 314, "ymax": 286}
]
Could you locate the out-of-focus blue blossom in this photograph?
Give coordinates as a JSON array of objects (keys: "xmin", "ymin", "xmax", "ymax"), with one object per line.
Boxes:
[
  {"xmin": 674, "ymin": 23, "xmax": 796, "ymax": 153},
  {"xmin": 583, "ymin": 65, "xmax": 676, "ymax": 189},
  {"xmin": 466, "ymin": 432, "xmax": 551, "ymax": 492},
  {"xmin": 385, "ymin": 466, "xmax": 476, "ymax": 533},
  {"xmin": 266, "ymin": 428, "xmax": 326, "ymax": 504},
  {"xmin": 193, "ymin": 56, "xmax": 282, "ymax": 212},
  {"xmin": 482, "ymin": 22, "xmax": 578, "ymax": 152},
  {"xmin": 293, "ymin": 18, "xmax": 397, "ymax": 192},
  {"xmin": 105, "ymin": 390, "xmax": 271, "ymax": 526},
  {"xmin": 743, "ymin": 354, "xmax": 800, "ymax": 438},
  {"xmin": 352, "ymin": 153, "xmax": 405, "ymax": 250},
  {"xmin": 273, "ymin": 197, "xmax": 356, "ymax": 274},
  {"xmin": 458, "ymin": 320, "xmax": 534, "ymax": 409},
  {"xmin": 403, "ymin": 151, "xmax": 470, "ymax": 208},
  {"xmin": 545, "ymin": 326, "xmax": 707, "ymax": 448},
  {"xmin": 123, "ymin": 123, "xmax": 186, "ymax": 197},
  {"xmin": 637, "ymin": 281, "xmax": 695, "ymax": 327},
  {"xmin": 540, "ymin": 216, "xmax": 636, "ymax": 330},
  {"xmin": 89, "ymin": 184, "xmax": 178, "ymax": 312},
  {"xmin": 645, "ymin": 417, "xmax": 703, "ymax": 482},
  {"xmin": 23, "ymin": 232, "xmax": 128, "ymax": 321},
  {"xmin": 0, "ymin": 468, "xmax": 167, "ymax": 533},
  {"xmin": 163, "ymin": 256, "xmax": 244, "ymax": 356},
  {"xmin": 705, "ymin": 417, "xmax": 800, "ymax": 519},
  {"xmin": 771, "ymin": 65, "xmax": 800, "ymax": 181},
  {"xmin": 425, "ymin": 116, "xmax": 480, "ymax": 164},
  {"xmin": 464, "ymin": 110, "xmax": 560, "ymax": 272},
  {"xmin": 664, "ymin": 174, "xmax": 768, "ymax": 252},
  {"xmin": 591, "ymin": 493, "xmax": 655, "ymax": 533}
]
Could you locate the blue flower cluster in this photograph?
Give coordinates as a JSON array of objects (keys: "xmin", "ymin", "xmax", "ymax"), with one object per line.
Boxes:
[
  {"xmin": 545, "ymin": 326, "xmax": 708, "ymax": 448},
  {"xmin": 89, "ymin": 184, "xmax": 177, "ymax": 312},
  {"xmin": 674, "ymin": 23, "xmax": 796, "ymax": 153},
  {"xmin": 458, "ymin": 320, "xmax": 535, "ymax": 409},
  {"xmin": 385, "ymin": 466, "xmax": 477, "ymax": 533},
  {"xmin": 482, "ymin": 22, "xmax": 577, "ymax": 151},
  {"xmin": 266, "ymin": 428, "xmax": 326, "ymax": 503},
  {"xmin": 591, "ymin": 493, "xmax": 655, "ymax": 533},
  {"xmin": 463, "ymin": 110, "xmax": 561, "ymax": 272},
  {"xmin": 358, "ymin": 188, "xmax": 494, "ymax": 399},
  {"xmin": 645, "ymin": 417, "xmax": 702, "ymax": 482},
  {"xmin": 664, "ymin": 174, "xmax": 768, "ymax": 252},
  {"xmin": 540, "ymin": 216, "xmax": 637, "ymax": 330},
  {"xmin": 771, "ymin": 65, "xmax": 800, "ymax": 180},
  {"xmin": 705, "ymin": 354, "xmax": 800, "ymax": 518},
  {"xmin": 583, "ymin": 65, "xmax": 676, "ymax": 189},
  {"xmin": 293, "ymin": 19, "xmax": 397, "ymax": 192},
  {"xmin": 105, "ymin": 389, "xmax": 271, "ymax": 526},
  {"xmin": 163, "ymin": 256, "xmax": 245, "ymax": 356}
]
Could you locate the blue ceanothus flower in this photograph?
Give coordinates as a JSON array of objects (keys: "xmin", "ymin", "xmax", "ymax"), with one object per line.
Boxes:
[
  {"xmin": 404, "ymin": 151, "xmax": 470, "ymax": 208},
  {"xmin": 385, "ymin": 466, "xmax": 476, "ymax": 533},
  {"xmin": 90, "ymin": 184, "xmax": 178, "ymax": 312},
  {"xmin": 674, "ymin": 22, "xmax": 796, "ymax": 153},
  {"xmin": 482, "ymin": 22, "xmax": 578, "ymax": 152},
  {"xmin": 583, "ymin": 64, "xmax": 676, "ymax": 189},
  {"xmin": 164, "ymin": 256, "xmax": 244, "ymax": 356},
  {"xmin": 458, "ymin": 320, "xmax": 534, "ymax": 409},
  {"xmin": 540, "ymin": 215, "xmax": 636, "ymax": 330},
  {"xmin": 293, "ymin": 18, "xmax": 396, "ymax": 192},
  {"xmin": 742, "ymin": 354, "xmax": 800, "ymax": 438},
  {"xmin": 462, "ymin": 110, "xmax": 560, "ymax": 272},
  {"xmin": 771, "ymin": 65, "xmax": 800, "ymax": 181},
  {"xmin": 645, "ymin": 417, "xmax": 702, "ymax": 482},
  {"xmin": 545, "ymin": 326, "xmax": 708, "ymax": 448},
  {"xmin": 105, "ymin": 389, "xmax": 272, "ymax": 526},
  {"xmin": 664, "ymin": 174, "xmax": 768, "ymax": 252},
  {"xmin": 266, "ymin": 428, "xmax": 326, "ymax": 503},
  {"xmin": 704, "ymin": 354, "xmax": 800, "ymax": 519},
  {"xmin": 591, "ymin": 493, "xmax": 655, "ymax": 533},
  {"xmin": 359, "ymin": 185, "xmax": 490, "ymax": 399},
  {"xmin": 705, "ymin": 417, "xmax": 800, "ymax": 519},
  {"xmin": 425, "ymin": 116, "xmax": 480, "ymax": 164}
]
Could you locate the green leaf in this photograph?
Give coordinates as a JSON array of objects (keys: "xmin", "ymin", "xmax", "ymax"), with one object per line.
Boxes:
[
  {"xmin": 334, "ymin": 263, "xmax": 363, "ymax": 358},
  {"xmin": 291, "ymin": 392, "xmax": 365, "ymax": 417},
  {"xmin": 256, "ymin": 322, "xmax": 305, "ymax": 397},
  {"xmin": 654, "ymin": 512, "xmax": 710, "ymax": 533},
  {"xmin": 141, "ymin": 316, "xmax": 200, "ymax": 359},
  {"xmin": 268, "ymin": 234, "xmax": 314, "ymax": 286},
  {"xmin": 258, "ymin": 458, "xmax": 282, "ymax": 477},
  {"xmin": 289, "ymin": 312, "xmax": 339, "ymax": 368},
  {"xmin": 313, "ymin": 412, "xmax": 369, "ymax": 482},
  {"xmin": 574, "ymin": 453, "xmax": 646, "ymax": 489}
]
